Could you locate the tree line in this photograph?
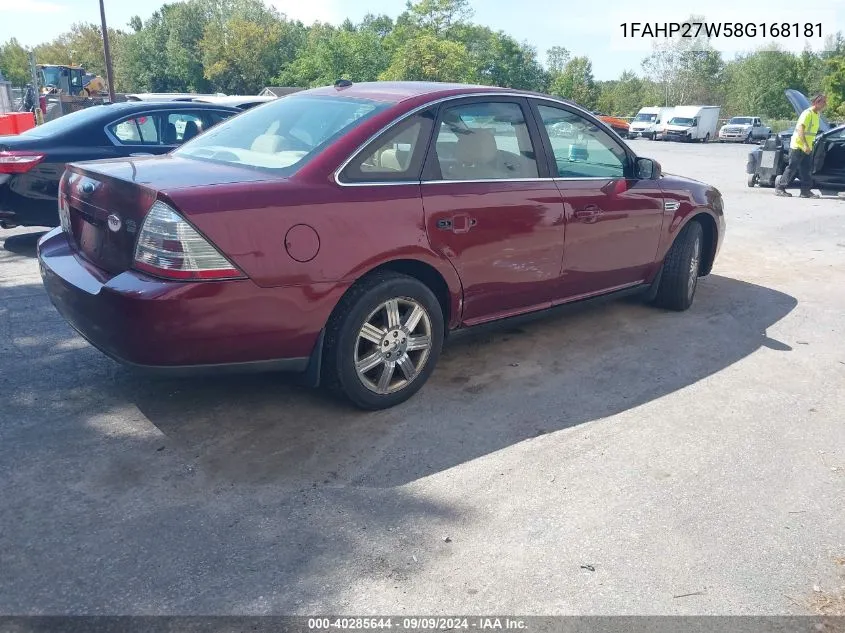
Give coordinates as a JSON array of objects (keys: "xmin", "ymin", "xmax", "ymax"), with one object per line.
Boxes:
[{"xmin": 1, "ymin": 0, "xmax": 844, "ymax": 120}]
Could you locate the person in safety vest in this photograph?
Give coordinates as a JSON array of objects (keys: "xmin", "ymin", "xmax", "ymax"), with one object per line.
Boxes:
[{"xmin": 775, "ymin": 93, "xmax": 827, "ymax": 198}]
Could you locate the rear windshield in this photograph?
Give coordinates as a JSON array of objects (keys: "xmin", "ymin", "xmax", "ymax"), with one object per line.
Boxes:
[
  {"xmin": 174, "ymin": 95, "xmax": 388, "ymax": 174},
  {"xmin": 20, "ymin": 105, "xmax": 110, "ymax": 138}
]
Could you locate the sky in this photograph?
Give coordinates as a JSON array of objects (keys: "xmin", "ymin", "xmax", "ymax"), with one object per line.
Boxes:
[{"xmin": 1, "ymin": 0, "xmax": 843, "ymax": 80}]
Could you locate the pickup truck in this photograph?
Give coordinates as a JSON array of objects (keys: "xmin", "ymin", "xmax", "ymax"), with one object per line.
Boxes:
[{"xmin": 719, "ymin": 116, "xmax": 771, "ymax": 143}]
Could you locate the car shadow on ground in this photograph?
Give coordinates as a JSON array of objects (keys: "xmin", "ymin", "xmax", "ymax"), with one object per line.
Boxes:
[
  {"xmin": 118, "ymin": 273, "xmax": 798, "ymax": 489},
  {"xmin": 0, "ymin": 273, "xmax": 799, "ymax": 613},
  {"xmin": 1, "ymin": 230, "xmax": 47, "ymax": 258}
]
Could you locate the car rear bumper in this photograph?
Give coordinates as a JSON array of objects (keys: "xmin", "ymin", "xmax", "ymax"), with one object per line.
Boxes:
[{"xmin": 37, "ymin": 228, "xmax": 342, "ymax": 372}]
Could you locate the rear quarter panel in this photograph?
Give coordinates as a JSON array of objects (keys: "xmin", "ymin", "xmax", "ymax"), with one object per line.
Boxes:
[{"xmin": 165, "ymin": 179, "xmax": 464, "ymax": 328}]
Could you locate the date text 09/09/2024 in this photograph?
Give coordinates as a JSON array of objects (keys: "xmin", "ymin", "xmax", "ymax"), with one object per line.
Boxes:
[
  {"xmin": 308, "ymin": 618, "xmax": 528, "ymax": 630},
  {"xmin": 620, "ymin": 22, "xmax": 822, "ymax": 38}
]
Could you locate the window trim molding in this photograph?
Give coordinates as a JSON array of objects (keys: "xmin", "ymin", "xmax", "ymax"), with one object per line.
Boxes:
[
  {"xmin": 334, "ymin": 92, "xmax": 627, "ymax": 188},
  {"xmin": 530, "ymin": 100, "xmax": 633, "ymax": 180},
  {"xmin": 339, "ymin": 110, "xmax": 436, "ymax": 184}
]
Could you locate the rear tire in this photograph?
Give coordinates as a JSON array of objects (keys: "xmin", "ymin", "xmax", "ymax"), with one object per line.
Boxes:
[
  {"xmin": 322, "ymin": 271, "xmax": 444, "ymax": 410},
  {"xmin": 652, "ymin": 221, "xmax": 704, "ymax": 312},
  {"xmin": 747, "ymin": 173, "xmax": 758, "ymax": 187}
]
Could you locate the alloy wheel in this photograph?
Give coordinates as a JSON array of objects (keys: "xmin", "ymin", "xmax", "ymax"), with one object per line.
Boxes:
[{"xmin": 354, "ymin": 298, "xmax": 433, "ymax": 395}]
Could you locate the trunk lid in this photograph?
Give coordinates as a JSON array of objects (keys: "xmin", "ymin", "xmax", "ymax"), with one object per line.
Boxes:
[
  {"xmin": 62, "ymin": 154, "xmax": 275, "ymax": 275},
  {"xmin": 784, "ymin": 89, "xmax": 832, "ymax": 132}
]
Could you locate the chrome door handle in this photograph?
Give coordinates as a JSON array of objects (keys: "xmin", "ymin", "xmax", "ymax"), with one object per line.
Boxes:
[{"xmin": 573, "ymin": 205, "xmax": 601, "ymax": 221}]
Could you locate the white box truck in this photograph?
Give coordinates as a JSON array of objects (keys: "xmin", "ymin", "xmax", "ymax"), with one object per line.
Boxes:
[
  {"xmin": 663, "ymin": 106, "xmax": 721, "ymax": 142},
  {"xmin": 628, "ymin": 106, "xmax": 673, "ymax": 140}
]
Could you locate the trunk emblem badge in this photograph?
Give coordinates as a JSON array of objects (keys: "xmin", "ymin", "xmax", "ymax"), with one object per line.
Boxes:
[{"xmin": 107, "ymin": 214, "xmax": 123, "ymax": 232}]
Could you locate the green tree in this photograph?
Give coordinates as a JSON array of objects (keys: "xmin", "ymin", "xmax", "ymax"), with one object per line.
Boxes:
[
  {"xmin": 452, "ymin": 25, "xmax": 545, "ymax": 90},
  {"xmin": 549, "ymin": 56, "xmax": 597, "ymax": 109},
  {"xmin": 596, "ymin": 70, "xmax": 653, "ymax": 116},
  {"xmin": 822, "ymin": 54, "xmax": 845, "ymax": 118},
  {"xmin": 722, "ymin": 49, "xmax": 803, "ymax": 118},
  {"xmin": 641, "ymin": 15, "xmax": 723, "ymax": 106},
  {"xmin": 405, "ymin": 0, "xmax": 472, "ymax": 36},
  {"xmin": 380, "ymin": 32, "xmax": 472, "ymax": 82},
  {"xmin": 201, "ymin": 13, "xmax": 301, "ymax": 94},
  {"xmin": 277, "ymin": 23, "xmax": 390, "ymax": 87},
  {"xmin": 0, "ymin": 38, "xmax": 30, "ymax": 86},
  {"xmin": 546, "ymin": 46, "xmax": 571, "ymax": 76}
]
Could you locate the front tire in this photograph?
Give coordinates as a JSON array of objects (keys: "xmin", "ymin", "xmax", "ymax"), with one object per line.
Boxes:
[
  {"xmin": 747, "ymin": 172, "xmax": 758, "ymax": 187},
  {"xmin": 652, "ymin": 221, "xmax": 704, "ymax": 311},
  {"xmin": 322, "ymin": 271, "xmax": 444, "ymax": 410}
]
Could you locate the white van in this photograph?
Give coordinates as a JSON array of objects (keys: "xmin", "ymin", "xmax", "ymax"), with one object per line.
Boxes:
[
  {"xmin": 628, "ymin": 107, "xmax": 673, "ymax": 140},
  {"xmin": 663, "ymin": 106, "xmax": 721, "ymax": 142}
]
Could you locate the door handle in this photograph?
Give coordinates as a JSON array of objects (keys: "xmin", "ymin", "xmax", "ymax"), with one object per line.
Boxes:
[
  {"xmin": 436, "ymin": 215, "xmax": 477, "ymax": 233},
  {"xmin": 573, "ymin": 205, "xmax": 601, "ymax": 221}
]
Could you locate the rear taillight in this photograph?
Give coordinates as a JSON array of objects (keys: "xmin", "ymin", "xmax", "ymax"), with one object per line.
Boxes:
[
  {"xmin": 0, "ymin": 151, "xmax": 45, "ymax": 174},
  {"xmin": 133, "ymin": 201, "xmax": 245, "ymax": 281}
]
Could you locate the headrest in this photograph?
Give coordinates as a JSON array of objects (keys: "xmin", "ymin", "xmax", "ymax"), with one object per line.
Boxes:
[
  {"xmin": 251, "ymin": 134, "xmax": 284, "ymax": 154},
  {"xmin": 182, "ymin": 120, "xmax": 200, "ymax": 141},
  {"xmin": 455, "ymin": 128, "xmax": 497, "ymax": 164}
]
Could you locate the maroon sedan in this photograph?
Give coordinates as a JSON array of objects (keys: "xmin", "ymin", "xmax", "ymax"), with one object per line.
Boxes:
[{"xmin": 38, "ymin": 81, "xmax": 725, "ymax": 409}]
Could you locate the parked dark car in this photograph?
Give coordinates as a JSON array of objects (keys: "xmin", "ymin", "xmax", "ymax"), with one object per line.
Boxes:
[
  {"xmin": 0, "ymin": 101, "xmax": 240, "ymax": 228},
  {"xmin": 190, "ymin": 95, "xmax": 278, "ymax": 110},
  {"xmin": 747, "ymin": 89, "xmax": 845, "ymax": 192},
  {"xmin": 38, "ymin": 81, "xmax": 725, "ymax": 409}
]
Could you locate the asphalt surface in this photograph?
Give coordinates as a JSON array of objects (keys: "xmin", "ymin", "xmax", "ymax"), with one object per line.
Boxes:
[{"xmin": 0, "ymin": 140, "xmax": 843, "ymax": 615}]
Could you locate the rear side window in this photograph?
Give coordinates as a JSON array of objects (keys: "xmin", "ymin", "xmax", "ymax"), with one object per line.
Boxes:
[
  {"xmin": 175, "ymin": 95, "xmax": 388, "ymax": 174},
  {"xmin": 428, "ymin": 101, "xmax": 539, "ymax": 181},
  {"xmin": 109, "ymin": 114, "xmax": 161, "ymax": 145},
  {"xmin": 340, "ymin": 110, "xmax": 435, "ymax": 183}
]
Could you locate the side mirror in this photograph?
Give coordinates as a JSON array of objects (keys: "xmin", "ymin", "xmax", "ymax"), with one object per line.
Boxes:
[{"xmin": 636, "ymin": 157, "xmax": 661, "ymax": 180}]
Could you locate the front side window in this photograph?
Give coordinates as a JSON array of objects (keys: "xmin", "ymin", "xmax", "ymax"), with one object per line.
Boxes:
[
  {"xmin": 536, "ymin": 104, "xmax": 628, "ymax": 179},
  {"xmin": 341, "ymin": 111, "xmax": 435, "ymax": 183},
  {"xmin": 175, "ymin": 95, "xmax": 388, "ymax": 174},
  {"xmin": 429, "ymin": 101, "xmax": 539, "ymax": 181}
]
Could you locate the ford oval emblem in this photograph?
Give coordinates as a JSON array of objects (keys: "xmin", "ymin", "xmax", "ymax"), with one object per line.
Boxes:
[{"xmin": 107, "ymin": 214, "xmax": 122, "ymax": 232}]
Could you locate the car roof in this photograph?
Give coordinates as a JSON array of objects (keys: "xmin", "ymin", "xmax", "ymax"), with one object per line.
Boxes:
[
  {"xmin": 301, "ymin": 81, "xmax": 535, "ymax": 104},
  {"xmin": 191, "ymin": 95, "xmax": 277, "ymax": 107},
  {"xmin": 92, "ymin": 101, "xmax": 240, "ymax": 113}
]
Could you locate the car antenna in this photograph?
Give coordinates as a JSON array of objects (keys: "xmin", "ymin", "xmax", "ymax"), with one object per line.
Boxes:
[{"xmin": 335, "ymin": 79, "xmax": 353, "ymax": 89}]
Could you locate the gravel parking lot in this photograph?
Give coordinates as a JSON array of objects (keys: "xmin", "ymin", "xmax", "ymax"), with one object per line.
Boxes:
[{"xmin": 1, "ymin": 140, "xmax": 843, "ymax": 615}]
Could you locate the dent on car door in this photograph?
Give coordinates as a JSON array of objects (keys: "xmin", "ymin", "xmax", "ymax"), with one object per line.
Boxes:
[
  {"xmin": 531, "ymin": 101, "xmax": 665, "ymax": 299},
  {"xmin": 420, "ymin": 98, "xmax": 566, "ymax": 325}
]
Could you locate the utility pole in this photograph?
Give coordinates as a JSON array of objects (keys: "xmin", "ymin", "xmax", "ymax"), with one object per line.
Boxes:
[{"xmin": 99, "ymin": 0, "xmax": 116, "ymax": 102}]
